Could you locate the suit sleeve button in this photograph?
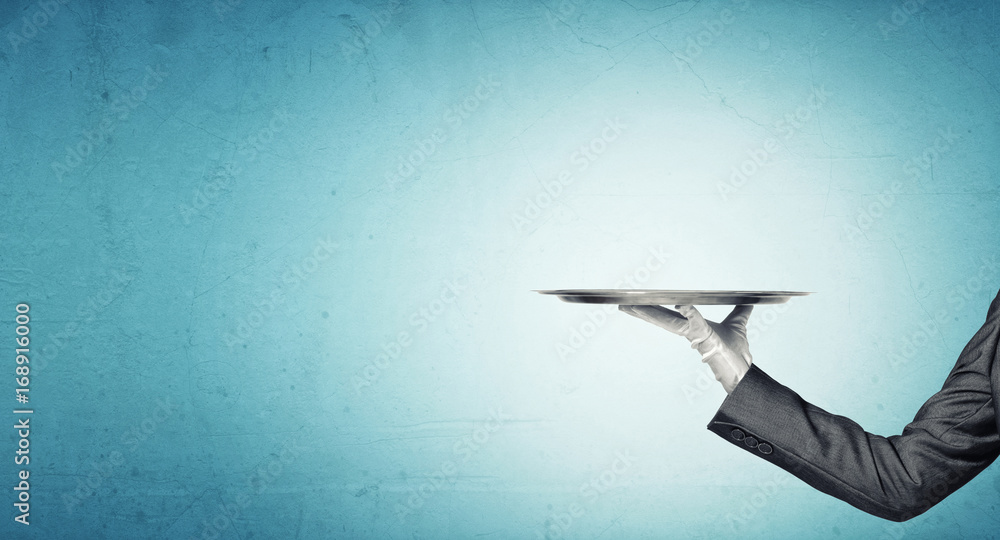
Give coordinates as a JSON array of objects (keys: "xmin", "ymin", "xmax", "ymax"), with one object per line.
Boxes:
[
  {"xmin": 731, "ymin": 428, "xmax": 745, "ymax": 441},
  {"xmin": 744, "ymin": 436, "xmax": 759, "ymax": 448},
  {"xmin": 758, "ymin": 442, "xmax": 772, "ymax": 455}
]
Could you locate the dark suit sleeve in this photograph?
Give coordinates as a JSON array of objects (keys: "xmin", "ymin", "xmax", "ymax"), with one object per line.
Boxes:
[{"xmin": 708, "ymin": 293, "xmax": 1000, "ymax": 522}]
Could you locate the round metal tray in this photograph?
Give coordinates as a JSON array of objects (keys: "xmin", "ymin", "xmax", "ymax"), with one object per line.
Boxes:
[{"xmin": 535, "ymin": 289, "xmax": 812, "ymax": 306}]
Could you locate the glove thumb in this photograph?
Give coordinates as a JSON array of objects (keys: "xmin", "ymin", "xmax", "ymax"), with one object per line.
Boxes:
[{"xmin": 722, "ymin": 304, "xmax": 753, "ymax": 332}]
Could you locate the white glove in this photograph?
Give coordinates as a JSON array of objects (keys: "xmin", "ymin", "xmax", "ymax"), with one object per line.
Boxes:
[{"xmin": 619, "ymin": 304, "xmax": 754, "ymax": 393}]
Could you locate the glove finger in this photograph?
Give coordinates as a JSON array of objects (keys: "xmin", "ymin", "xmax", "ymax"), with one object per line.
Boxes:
[
  {"xmin": 722, "ymin": 304, "xmax": 754, "ymax": 329},
  {"xmin": 676, "ymin": 304, "xmax": 711, "ymax": 327},
  {"xmin": 619, "ymin": 305, "xmax": 690, "ymax": 335},
  {"xmin": 675, "ymin": 305, "xmax": 712, "ymax": 342}
]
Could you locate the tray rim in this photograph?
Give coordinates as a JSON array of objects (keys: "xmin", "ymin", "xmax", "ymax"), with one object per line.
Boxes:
[
  {"xmin": 535, "ymin": 289, "xmax": 813, "ymax": 295},
  {"xmin": 535, "ymin": 289, "xmax": 814, "ymax": 305}
]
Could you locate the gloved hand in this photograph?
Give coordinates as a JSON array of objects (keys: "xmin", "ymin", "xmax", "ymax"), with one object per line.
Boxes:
[{"xmin": 619, "ymin": 304, "xmax": 754, "ymax": 393}]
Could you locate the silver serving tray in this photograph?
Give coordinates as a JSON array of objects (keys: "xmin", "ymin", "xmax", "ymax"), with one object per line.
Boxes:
[{"xmin": 536, "ymin": 289, "xmax": 812, "ymax": 306}]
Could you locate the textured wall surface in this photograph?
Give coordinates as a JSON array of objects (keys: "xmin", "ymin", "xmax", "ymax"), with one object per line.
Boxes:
[{"xmin": 1, "ymin": 0, "xmax": 999, "ymax": 538}]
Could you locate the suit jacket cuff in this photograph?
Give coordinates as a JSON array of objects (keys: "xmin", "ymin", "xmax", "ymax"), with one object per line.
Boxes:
[
  {"xmin": 705, "ymin": 364, "xmax": 913, "ymax": 521},
  {"xmin": 706, "ymin": 363, "xmax": 798, "ymax": 461}
]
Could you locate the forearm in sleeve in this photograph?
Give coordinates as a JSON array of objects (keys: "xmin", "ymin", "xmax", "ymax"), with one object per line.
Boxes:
[{"xmin": 708, "ymin": 294, "xmax": 1000, "ymax": 522}]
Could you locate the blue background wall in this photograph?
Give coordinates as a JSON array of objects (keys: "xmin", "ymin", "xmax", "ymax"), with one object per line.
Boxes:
[{"xmin": 1, "ymin": 0, "xmax": 999, "ymax": 538}]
